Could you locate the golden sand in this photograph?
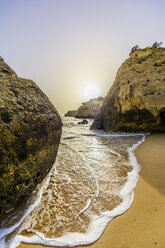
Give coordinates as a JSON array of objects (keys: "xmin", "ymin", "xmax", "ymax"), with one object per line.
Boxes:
[{"xmin": 19, "ymin": 134, "xmax": 165, "ymax": 248}]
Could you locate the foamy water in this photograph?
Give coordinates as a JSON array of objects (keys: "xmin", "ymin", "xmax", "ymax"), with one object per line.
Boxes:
[{"xmin": 0, "ymin": 117, "xmax": 146, "ymax": 247}]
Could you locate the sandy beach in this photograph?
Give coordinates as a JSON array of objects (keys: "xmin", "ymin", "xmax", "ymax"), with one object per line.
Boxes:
[{"xmin": 19, "ymin": 134, "xmax": 165, "ymax": 248}]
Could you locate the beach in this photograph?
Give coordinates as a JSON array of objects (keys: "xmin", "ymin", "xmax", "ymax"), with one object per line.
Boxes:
[
  {"xmin": 1, "ymin": 2, "xmax": 165, "ymax": 247},
  {"xmin": 18, "ymin": 133, "xmax": 165, "ymax": 248}
]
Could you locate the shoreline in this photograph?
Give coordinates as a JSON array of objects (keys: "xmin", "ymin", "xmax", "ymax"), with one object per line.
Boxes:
[{"xmin": 18, "ymin": 134, "xmax": 165, "ymax": 248}]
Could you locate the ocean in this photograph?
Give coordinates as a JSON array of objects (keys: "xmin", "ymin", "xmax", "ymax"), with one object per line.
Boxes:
[{"xmin": 0, "ymin": 117, "xmax": 146, "ymax": 247}]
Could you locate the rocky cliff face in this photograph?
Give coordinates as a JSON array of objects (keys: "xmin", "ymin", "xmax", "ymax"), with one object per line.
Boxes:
[
  {"xmin": 65, "ymin": 110, "xmax": 77, "ymax": 117},
  {"xmin": 0, "ymin": 60, "xmax": 62, "ymax": 215},
  {"xmin": 75, "ymin": 97, "xmax": 104, "ymax": 119},
  {"xmin": 91, "ymin": 48, "xmax": 165, "ymax": 132}
]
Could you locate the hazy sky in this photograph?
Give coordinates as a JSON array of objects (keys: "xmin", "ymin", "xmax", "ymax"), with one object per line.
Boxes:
[{"xmin": 0, "ymin": 0, "xmax": 164, "ymax": 114}]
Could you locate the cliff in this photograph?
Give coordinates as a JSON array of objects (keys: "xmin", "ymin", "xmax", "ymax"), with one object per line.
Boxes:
[
  {"xmin": 65, "ymin": 110, "xmax": 77, "ymax": 117},
  {"xmin": 91, "ymin": 47, "xmax": 165, "ymax": 132},
  {"xmin": 0, "ymin": 59, "xmax": 62, "ymax": 215},
  {"xmin": 75, "ymin": 97, "xmax": 104, "ymax": 119}
]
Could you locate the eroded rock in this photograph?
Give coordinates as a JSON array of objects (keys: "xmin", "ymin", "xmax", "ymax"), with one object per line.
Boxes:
[
  {"xmin": 78, "ymin": 119, "xmax": 88, "ymax": 125},
  {"xmin": 75, "ymin": 97, "xmax": 104, "ymax": 119},
  {"xmin": 65, "ymin": 110, "xmax": 77, "ymax": 117},
  {"xmin": 0, "ymin": 60, "xmax": 62, "ymax": 215},
  {"xmin": 91, "ymin": 47, "xmax": 165, "ymax": 132}
]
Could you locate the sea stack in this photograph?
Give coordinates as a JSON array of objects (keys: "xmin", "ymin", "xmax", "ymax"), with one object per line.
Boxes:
[
  {"xmin": 91, "ymin": 47, "xmax": 165, "ymax": 132},
  {"xmin": 0, "ymin": 59, "xmax": 62, "ymax": 215},
  {"xmin": 65, "ymin": 110, "xmax": 77, "ymax": 117},
  {"xmin": 75, "ymin": 97, "xmax": 104, "ymax": 119}
]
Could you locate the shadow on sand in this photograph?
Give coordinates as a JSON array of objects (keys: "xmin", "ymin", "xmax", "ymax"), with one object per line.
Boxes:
[{"xmin": 135, "ymin": 134, "xmax": 165, "ymax": 196}]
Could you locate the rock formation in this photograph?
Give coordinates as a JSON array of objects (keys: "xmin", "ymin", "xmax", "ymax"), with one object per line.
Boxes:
[
  {"xmin": 75, "ymin": 97, "xmax": 104, "ymax": 119},
  {"xmin": 65, "ymin": 110, "xmax": 77, "ymax": 117},
  {"xmin": 78, "ymin": 119, "xmax": 88, "ymax": 125},
  {"xmin": 0, "ymin": 59, "xmax": 62, "ymax": 215},
  {"xmin": 91, "ymin": 47, "xmax": 165, "ymax": 132}
]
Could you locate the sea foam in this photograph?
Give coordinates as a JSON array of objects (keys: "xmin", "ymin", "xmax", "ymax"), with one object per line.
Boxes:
[
  {"xmin": 0, "ymin": 171, "xmax": 51, "ymax": 248},
  {"xmin": 7, "ymin": 133, "xmax": 146, "ymax": 248}
]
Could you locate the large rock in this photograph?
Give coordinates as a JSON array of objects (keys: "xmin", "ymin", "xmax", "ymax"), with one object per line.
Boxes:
[
  {"xmin": 0, "ymin": 59, "xmax": 62, "ymax": 215},
  {"xmin": 65, "ymin": 110, "xmax": 77, "ymax": 117},
  {"xmin": 75, "ymin": 97, "xmax": 104, "ymax": 119},
  {"xmin": 91, "ymin": 47, "xmax": 165, "ymax": 132}
]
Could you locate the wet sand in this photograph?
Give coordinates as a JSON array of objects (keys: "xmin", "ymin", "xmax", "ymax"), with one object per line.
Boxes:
[{"xmin": 19, "ymin": 134, "xmax": 165, "ymax": 248}]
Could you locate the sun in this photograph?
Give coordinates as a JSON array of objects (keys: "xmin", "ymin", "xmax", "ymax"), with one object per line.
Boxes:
[{"xmin": 83, "ymin": 84, "xmax": 101, "ymax": 101}]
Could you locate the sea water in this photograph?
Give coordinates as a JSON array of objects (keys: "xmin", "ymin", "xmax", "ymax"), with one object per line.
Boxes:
[{"xmin": 0, "ymin": 117, "xmax": 146, "ymax": 247}]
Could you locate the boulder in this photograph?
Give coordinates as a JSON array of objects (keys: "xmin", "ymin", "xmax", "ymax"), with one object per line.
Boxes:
[
  {"xmin": 78, "ymin": 119, "xmax": 88, "ymax": 125},
  {"xmin": 0, "ymin": 59, "xmax": 62, "ymax": 215},
  {"xmin": 91, "ymin": 47, "xmax": 165, "ymax": 132}
]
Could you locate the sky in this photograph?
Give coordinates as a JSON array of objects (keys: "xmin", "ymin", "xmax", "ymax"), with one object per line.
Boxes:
[{"xmin": 0, "ymin": 0, "xmax": 164, "ymax": 114}]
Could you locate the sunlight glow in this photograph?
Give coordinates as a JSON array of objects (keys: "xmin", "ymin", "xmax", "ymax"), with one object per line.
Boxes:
[{"xmin": 83, "ymin": 83, "xmax": 101, "ymax": 101}]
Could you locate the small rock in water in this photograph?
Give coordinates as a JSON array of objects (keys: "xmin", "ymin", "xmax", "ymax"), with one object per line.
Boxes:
[{"xmin": 78, "ymin": 119, "xmax": 88, "ymax": 125}]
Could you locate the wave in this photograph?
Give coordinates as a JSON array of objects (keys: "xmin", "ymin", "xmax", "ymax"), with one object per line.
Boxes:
[
  {"xmin": 7, "ymin": 134, "xmax": 146, "ymax": 248},
  {"xmin": 0, "ymin": 170, "xmax": 52, "ymax": 248},
  {"xmin": 95, "ymin": 130, "xmax": 148, "ymax": 137}
]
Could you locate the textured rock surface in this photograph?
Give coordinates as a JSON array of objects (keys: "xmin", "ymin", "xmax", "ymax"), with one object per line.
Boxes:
[
  {"xmin": 65, "ymin": 110, "xmax": 77, "ymax": 117},
  {"xmin": 78, "ymin": 119, "xmax": 88, "ymax": 125},
  {"xmin": 0, "ymin": 60, "xmax": 62, "ymax": 215},
  {"xmin": 91, "ymin": 48, "xmax": 165, "ymax": 132},
  {"xmin": 75, "ymin": 97, "xmax": 103, "ymax": 119}
]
